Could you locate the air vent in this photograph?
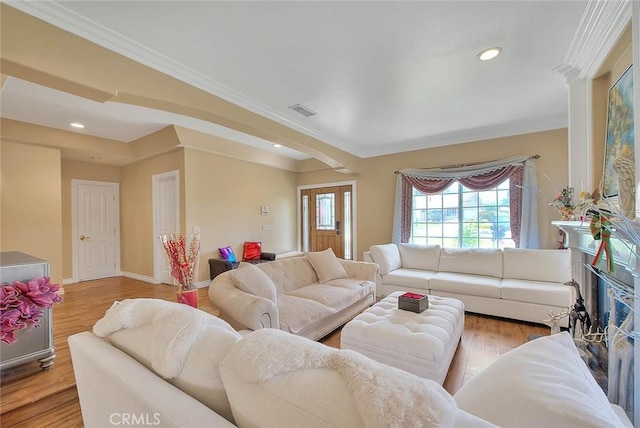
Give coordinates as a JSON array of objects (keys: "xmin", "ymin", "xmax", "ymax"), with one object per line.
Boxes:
[{"xmin": 288, "ymin": 104, "xmax": 317, "ymax": 117}]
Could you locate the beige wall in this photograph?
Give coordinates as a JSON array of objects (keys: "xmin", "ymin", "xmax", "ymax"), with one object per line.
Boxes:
[
  {"xmin": 184, "ymin": 148, "xmax": 298, "ymax": 282},
  {"xmin": 1, "ymin": 129, "xmax": 569, "ymax": 284},
  {"xmin": 298, "ymin": 129, "xmax": 568, "ymax": 256},
  {"xmin": 120, "ymin": 150, "xmax": 185, "ymax": 278},
  {"xmin": 60, "ymin": 160, "xmax": 121, "ymax": 279},
  {"xmin": 1, "ymin": 140, "xmax": 63, "ymax": 285}
]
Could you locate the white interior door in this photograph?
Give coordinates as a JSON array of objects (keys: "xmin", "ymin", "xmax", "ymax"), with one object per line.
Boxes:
[
  {"xmin": 74, "ymin": 180, "xmax": 119, "ymax": 281},
  {"xmin": 153, "ymin": 170, "xmax": 180, "ymax": 284}
]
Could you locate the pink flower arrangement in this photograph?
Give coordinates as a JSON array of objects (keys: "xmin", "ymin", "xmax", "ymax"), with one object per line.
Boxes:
[{"xmin": 1, "ymin": 277, "xmax": 62, "ymax": 344}]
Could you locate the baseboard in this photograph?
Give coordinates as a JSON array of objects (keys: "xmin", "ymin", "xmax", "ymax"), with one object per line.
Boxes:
[
  {"xmin": 120, "ymin": 271, "xmax": 159, "ymax": 284},
  {"xmin": 69, "ymin": 271, "xmax": 203, "ymax": 287},
  {"xmin": 195, "ymin": 280, "xmax": 210, "ymax": 289}
]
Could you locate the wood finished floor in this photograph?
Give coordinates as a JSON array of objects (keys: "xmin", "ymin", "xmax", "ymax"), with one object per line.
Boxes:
[{"xmin": 0, "ymin": 277, "xmax": 547, "ymax": 427}]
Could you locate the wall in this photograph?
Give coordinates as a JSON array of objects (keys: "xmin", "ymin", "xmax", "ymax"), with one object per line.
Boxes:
[
  {"xmin": 298, "ymin": 128, "xmax": 568, "ymax": 257},
  {"xmin": 0, "ymin": 140, "xmax": 63, "ymax": 285},
  {"xmin": 184, "ymin": 148, "xmax": 298, "ymax": 282},
  {"xmin": 61, "ymin": 160, "xmax": 121, "ymax": 280},
  {"xmin": 120, "ymin": 150, "xmax": 185, "ymax": 279}
]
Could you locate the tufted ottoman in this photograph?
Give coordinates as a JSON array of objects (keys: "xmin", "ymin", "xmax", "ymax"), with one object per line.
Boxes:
[{"xmin": 340, "ymin": 291, "xmax": 464, "ymax": 384}]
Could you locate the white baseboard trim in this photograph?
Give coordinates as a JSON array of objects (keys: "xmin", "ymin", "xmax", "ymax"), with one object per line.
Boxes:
[
  {"xmin": 121, "ymin": 271, "xmax": 160, "ymax": 284},
  {"xmin": 195, "ymin": 280, "xmax": 210, "ymax": 289},
  {"xmin": 63, "ymin": 277, "xmax": 77, "ymax": 285}
]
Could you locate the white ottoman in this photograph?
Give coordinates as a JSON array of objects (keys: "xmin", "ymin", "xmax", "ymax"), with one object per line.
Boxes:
[{"xmin": 340, "ymin": 291, "xmax": 464, "ymax": 384}]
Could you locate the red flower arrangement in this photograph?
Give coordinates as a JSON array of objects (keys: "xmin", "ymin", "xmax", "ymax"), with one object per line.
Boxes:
[
  {"xmin": 1, "ymin": 277, "xmax": 62, "ymax": 344},
  {"xmin": 400, "ymin": 292, "xmax": 426, "ymax": 300},
  {"xmin": 159, "ymin": 233, "xmax": 200, "ymax": 297}
]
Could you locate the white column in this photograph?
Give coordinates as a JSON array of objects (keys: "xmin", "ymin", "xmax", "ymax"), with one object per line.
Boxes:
[{"xmin": 567, "ymin": 77, "xmax": 593, "ymax": 192}]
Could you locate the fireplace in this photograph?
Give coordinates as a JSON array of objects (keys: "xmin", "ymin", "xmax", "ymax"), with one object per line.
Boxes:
[
  {"xmin": 591, "ymin": 267, "xmax": 634, "ymax": 330},
  {"xmin": 553, "ymin": 221, "xmax": 635, "ymax": 422}
]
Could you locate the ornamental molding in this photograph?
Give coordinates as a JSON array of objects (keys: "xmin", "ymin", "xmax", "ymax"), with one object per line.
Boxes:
[{"xmin": 556, "ymin": 0, "xmax": 632, "ymax": 83}]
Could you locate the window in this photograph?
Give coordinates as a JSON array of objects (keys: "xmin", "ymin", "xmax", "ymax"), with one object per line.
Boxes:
[{"xmin": 410, "ymin": 180, "xmax": 514, "ymax": 249}]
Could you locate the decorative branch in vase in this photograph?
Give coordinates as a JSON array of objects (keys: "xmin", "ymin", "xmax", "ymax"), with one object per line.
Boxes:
[{"xmin": 159, "ymin": 233, "xmax": 200, "ymax": 308}]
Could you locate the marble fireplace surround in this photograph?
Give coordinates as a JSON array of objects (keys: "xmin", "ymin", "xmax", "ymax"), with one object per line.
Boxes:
[{"xmin": 553, "ymin": 220, "xmax": 635, "ymax": 420}]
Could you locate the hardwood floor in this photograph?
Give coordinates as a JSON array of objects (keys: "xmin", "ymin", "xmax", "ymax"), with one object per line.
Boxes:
[{"xmin": 0, "ymin": 277, "xmax": 547, "ymax": 427}]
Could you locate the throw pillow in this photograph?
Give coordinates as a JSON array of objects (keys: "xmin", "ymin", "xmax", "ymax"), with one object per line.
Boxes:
[
  {"xmin": 454, "ymin": 332, "xmax": 624, "ymax": 427},
  {"xmin": 219, "ymin": 246, "xmax": 236, "ymax": 263},
  {"xmin": 230, "ymin": 262, "xmax": 277, "ymax": 303},
  {"xmin": 305, "ymin": 248, "xmax": 348, "ymax": 283},
  {"xmin": 243, "ymin": 241, "xmax": 262, "ymax": 261}
]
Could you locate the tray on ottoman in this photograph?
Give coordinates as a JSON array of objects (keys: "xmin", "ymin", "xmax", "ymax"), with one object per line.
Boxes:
[{"xmin": 341, "ymin": 291, "xmax": 464, "ymax": 384}]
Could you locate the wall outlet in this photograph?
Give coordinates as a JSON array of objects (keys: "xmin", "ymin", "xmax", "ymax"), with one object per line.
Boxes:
[
  {"xmin": 193, "ymin": 226, "xmax": 200, "ymax": 234},
  {"xmin": 262, "ymin": 224, "xmax": 271, "ymax": 231}
]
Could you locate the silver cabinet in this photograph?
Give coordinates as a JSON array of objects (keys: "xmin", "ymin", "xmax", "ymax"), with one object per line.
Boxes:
[{"xmin": 0, "ymin": 252, "xmax": 55, "ymax": 371}]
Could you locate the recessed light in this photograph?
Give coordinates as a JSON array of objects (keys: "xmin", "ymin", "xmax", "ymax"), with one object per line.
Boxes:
[
  {"xmin": 273, "ymin": 144, "xmax": 282, "ymax": 148},
  {"xmin": 70, "ymin": 122, "xmax": 85, "ymax": 129},
  {"xmin": 477, "ymin": 47, "xmax": 502, "ymax": 61}
]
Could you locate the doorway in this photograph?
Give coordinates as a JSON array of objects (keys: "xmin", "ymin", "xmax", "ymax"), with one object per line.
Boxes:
[
  {"xmin": 299, "ymin": 182, "xmax": 355, "ymax": 259},
  {"xmin": 153, "ymin": 170, "xmax": 180, "ymax": 284},
  {"xmin": 72, "ymin": 180, "xmax": 120, "ymax": 281}
]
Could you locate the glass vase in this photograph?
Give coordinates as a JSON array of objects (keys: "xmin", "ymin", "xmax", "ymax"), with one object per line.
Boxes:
[{"xmin": 177, "ymin": 288, "xmax": 198, "ymax": 308}]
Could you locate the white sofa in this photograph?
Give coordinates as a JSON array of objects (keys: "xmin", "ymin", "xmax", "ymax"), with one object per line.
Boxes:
[
  {"xmin": 208, "ymin": 249, "xmax": 377, "ymax": 340},
  {"xmin": 365, "ymin": 243, "xmax": 576, "ymax": 326},
  {"xmin": 69, "ymin": 299, "xmax": 631, "ymax": 427}
]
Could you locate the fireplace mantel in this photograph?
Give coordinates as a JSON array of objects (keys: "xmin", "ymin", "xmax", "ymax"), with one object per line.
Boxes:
[{"xmin": 552, "ymin": 220, "xmax": 637, "ymax": 272}]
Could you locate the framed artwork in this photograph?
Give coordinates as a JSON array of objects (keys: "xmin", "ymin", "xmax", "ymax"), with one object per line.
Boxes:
[{"xmin": 603, "ymin": 64, "xmax": 634, "ymax": 199}]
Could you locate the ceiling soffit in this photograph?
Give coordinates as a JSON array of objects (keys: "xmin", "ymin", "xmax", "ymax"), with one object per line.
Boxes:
[{"xmin": 0, "ymin": 3, "xmax": 362, "ymax": 174}]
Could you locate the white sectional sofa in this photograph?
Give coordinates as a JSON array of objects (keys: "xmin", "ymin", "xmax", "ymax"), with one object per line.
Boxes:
[
  {"xmin": 208, "ymin": 248, "xmax": 377, "ymax": 340},
  {"xmin": 69, "ymin": 299, "xmax": 631, "ymax": 427},
  {"xmin": 365, "ymin": 243, "xmax": 576, "ymax": 326}
]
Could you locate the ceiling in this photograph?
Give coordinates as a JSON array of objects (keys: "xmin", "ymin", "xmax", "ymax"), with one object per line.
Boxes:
[{"xmin": 1, "ymin": 1, "xmax": 588, "ymax": 162}]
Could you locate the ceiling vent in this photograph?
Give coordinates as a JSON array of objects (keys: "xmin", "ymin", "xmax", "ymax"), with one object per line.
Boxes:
[{"xmin": 288, "ymin": 104, "xmax": 317, "ymax": 117}]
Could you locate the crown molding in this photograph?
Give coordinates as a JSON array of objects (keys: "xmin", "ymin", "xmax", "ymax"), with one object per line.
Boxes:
[
  {"xmin": 557, "ymin": 0, "xmax": 632, "ymax": 82},
  {"xmin": 4, "ymin": 1, "xmax": 356, "ymax": 155},
  {"xmin": 356, "ymin": 115, "xmax": 567, "ymax": 158}
]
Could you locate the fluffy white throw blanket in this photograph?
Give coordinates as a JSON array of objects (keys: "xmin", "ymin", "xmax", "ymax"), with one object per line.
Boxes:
[
  {"xmin": 93, "ymin": 298, "xmax": 230, "ymax": 379},
  {"xmin": 225, "ymin": 328, "xmax": 461, "ymax": 427}
]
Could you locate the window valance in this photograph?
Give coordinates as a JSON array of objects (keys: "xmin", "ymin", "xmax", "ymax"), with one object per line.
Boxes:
[{"xmin": 392, "ymin": 155, "xmax": 539, "ymax": 248}]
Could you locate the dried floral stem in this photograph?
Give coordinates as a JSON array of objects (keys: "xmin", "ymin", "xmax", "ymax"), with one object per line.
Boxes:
[{"xmin": 160, "ymin": 233, "xmax": 200, "ymax": 296}]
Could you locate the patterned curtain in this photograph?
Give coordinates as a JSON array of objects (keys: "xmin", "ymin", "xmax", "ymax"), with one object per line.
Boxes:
[{"xmin": 393, "ymin": 155, "xmax": 538, "ymax": 248}]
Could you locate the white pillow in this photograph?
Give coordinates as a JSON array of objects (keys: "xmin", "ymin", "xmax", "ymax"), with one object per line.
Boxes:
[
  {"xmin": 438, "ymin": 248, "xmax": 503, "ymax": 278},
  {"xmin": 398, "ymin": 243, "xmax": 441, "ymax": 271},
  {"xmin": 502, "ymin": 247, "xmax": 572, "ymax": 283},
  {"xmin": 454, "ymin": 332, "xmax": 625, "ymax": 427},
  {"xmin": 108, "ymin": 320, "xmax": 242, "ymax": 423},
  {"xmin": 230, "ymin": 262, "xmax": 278, "ymax": 302},
  {"xmin": 305, "ymin": 248, "xmax": 348, "ymax": 283},
  {"xmin": 369, "ymin": 244, "xmax": 402, "ymax": 275}
]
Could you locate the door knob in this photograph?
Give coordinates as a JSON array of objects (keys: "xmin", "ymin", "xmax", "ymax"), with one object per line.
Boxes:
[{"xmin": 80, "ymin": 235, "xmax": 90, "ymax": 241}]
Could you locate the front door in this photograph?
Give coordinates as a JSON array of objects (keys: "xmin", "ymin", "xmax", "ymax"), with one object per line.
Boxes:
[
  {"xmin": 75, "ymin": 181, "xmax": 119, "ymax": 281},
  {"xmin": 301, "ymin": 185, "xmax": 353, "ymax": 259}
]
